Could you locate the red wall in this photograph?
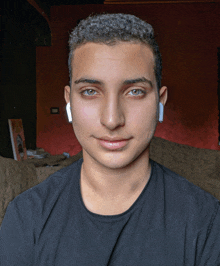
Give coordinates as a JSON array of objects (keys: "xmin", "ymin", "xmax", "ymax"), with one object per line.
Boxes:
[{"xmin": 36, "ymin": 3, "xmax": 220, "ymax": 155}]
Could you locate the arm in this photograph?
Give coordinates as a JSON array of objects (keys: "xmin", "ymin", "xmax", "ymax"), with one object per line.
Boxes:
[
  {"xmin": 196, "ymin": 202, "xmax": 220, "ymax": 265},
  {"xmin": 0, "ymin": 200, "xmax": 35, "ymax": 265}
]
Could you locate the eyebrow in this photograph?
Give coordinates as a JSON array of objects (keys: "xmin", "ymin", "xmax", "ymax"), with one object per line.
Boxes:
[
  {"xmin": 74, "ymin": 78, "xmax": 103, "ymax": 85},
  {"xmin": 123, "ymin": 77, "xmax": 153, "ymax": 87},
  {"xmin": 74, "ymin": 77, "xmax": 153, "ymax": 87}
]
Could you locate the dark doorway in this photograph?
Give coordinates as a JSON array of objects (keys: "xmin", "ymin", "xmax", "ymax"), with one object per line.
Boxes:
[
  {"xmin": 218, "ymin": 47, "xmax": 220, "ymax": 145},
  {"xmin": 1, "ymin": 0, "xmax": 51, "ymax": 158}
]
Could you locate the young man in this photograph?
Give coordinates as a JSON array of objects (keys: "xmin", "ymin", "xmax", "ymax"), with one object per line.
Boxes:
[{"xmin": 1, "ymin": 13, "xmax": 220, "ymax": 265}]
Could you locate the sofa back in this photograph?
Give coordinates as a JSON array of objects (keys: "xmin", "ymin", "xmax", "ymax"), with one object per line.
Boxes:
[
  {"xmin": 0, "ymin": 156, "xmax": 39, "ymax": 225},
  {"xmin": 150, "ymin": 137, "xmax": 220, "ymax": 200}
]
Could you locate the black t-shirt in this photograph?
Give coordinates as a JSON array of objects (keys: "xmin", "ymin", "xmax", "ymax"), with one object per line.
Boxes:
[{"xmin": 1, "ymin": 158, "xmax": 220, "ymax": 265}]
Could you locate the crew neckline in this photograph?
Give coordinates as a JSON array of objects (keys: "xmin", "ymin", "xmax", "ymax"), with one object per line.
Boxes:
[{"xmin": 77, "ymin": 158, "xmax": 155, "ymax": 222}]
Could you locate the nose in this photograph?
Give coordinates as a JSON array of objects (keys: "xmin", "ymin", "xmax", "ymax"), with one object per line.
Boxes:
[{"xmin": 100, "ymin": 95, "xmax": 125, "ymax": 130}]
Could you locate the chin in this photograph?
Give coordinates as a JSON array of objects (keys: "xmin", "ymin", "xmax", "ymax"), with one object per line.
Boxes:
[
  {"xmin": 98, "ymin": 157, "xmax": 132, "ymax": 170},
  {"xmin": 84, "ymin": 145, "xmax": 149, "ymax": 170}
]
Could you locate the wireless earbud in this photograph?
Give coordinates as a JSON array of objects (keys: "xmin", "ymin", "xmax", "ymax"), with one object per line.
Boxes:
[
  {"xmin": 66, "ymin": 102, "xmax": 72, "ymax": 123},
  {"xmin": 159, "ymin": 102, "xmax": 164, "ymax": 123}
]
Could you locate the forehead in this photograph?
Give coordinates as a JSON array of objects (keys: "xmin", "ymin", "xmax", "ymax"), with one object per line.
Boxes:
[{"xmin": 71, "ymin": 42, "xmax": 155, "ymax": 84}]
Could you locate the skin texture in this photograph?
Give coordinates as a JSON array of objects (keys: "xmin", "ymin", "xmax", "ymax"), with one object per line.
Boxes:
[{"xmin": 64, "ymin": 42, "xmax": 167, "ymax": 215}]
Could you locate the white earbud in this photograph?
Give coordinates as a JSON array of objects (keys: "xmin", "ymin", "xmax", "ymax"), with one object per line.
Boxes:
[
  {"xmin": 66, "ymin": 102, "xmax": 72, "ymax": 123},
  {"xmin": 159, "ymin": 102, "xmax": 164, "ymax": 123}
]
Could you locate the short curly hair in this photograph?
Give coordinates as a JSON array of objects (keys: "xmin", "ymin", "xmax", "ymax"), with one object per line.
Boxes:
[{"xmin": 68, "ymin": 13, "xmax": 162, "ymax": 89}]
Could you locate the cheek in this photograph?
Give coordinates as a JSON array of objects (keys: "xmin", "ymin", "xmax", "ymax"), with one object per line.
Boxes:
[
  {"xmin": 128, "ymin": 102, "xmax": 157, "ymax": 129},
  {"xmin": 72, "ymin": 103, "xmax": 99, "ymax": 131}
]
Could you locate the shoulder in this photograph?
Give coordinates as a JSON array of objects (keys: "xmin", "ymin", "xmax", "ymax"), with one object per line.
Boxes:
[
  {"xmin": 16, "ymin": 158, "xmax": 82, "ymax": 198},
  {"xmin": 153, "ymin": 160, "xmax": 219, "ymax": 202},
  {"xmin": 0, "ymin": 159, "xmax": 83, "ymax": 265},
  {"xmin": 6, "ymin": 158, "xmax": 83, "ymax": 224},
  {"xmin": 152, "ymin": 160, "xmax": 220, "ymax": 227}
]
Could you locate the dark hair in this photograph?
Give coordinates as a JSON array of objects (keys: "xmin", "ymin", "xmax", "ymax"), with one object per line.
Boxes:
[{"xmin": 68, "ymin": 13, "xmax": 162, "ymax": 89}]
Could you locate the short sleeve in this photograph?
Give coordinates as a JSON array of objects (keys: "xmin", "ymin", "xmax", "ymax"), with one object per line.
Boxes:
[
  {"xmin": 196, "ymin": 202, "xmax": 220, "ymax": 265},
  {"xmin": 0, "ymin": 199, "xmax": 34, "ymax": 266}
]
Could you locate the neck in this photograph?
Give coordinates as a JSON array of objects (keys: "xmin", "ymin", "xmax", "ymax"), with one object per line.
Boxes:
[{"xmin": 80, "ymin": 148, "xmax": 151, "ymax": 215}]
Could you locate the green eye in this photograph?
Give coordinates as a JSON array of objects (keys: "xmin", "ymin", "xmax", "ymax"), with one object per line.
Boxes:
[
  {"xmin": 128, "ymin": 89, "xmax": 145, "ymax": 96},
  {"xmin": 82, "ymin": 89, "xmax": 97, "ymax": 96}
]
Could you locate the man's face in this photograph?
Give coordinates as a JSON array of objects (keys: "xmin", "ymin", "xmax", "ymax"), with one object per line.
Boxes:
[{"xmin": 65, "ymin": 42, "xmax": 167, "ymax": 169}]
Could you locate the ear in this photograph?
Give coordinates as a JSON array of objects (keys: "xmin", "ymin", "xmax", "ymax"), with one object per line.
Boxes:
[
  {"xmin": 159, "ymin": 86, "xmax": 168, "ymax": 106},
  {"xmin": 64, "ymin": 85, "xmax": 71, "ymax": 104}
]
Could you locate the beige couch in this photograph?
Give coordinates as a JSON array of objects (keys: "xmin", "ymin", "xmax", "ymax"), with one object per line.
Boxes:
[{"xmin": 1, "ymin": 137, "xmax": 220, "ymax": 225}]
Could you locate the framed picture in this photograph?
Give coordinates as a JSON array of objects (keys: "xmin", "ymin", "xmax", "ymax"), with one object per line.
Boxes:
[{"xmin": 8, "ymin": 119, "xmax": 27, "ymax": 161}]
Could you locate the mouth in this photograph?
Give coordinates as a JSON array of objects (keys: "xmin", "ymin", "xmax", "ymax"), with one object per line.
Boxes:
[{"xmin": 97, "ymin": 137, "xmax": 132, "ymax": 150}]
